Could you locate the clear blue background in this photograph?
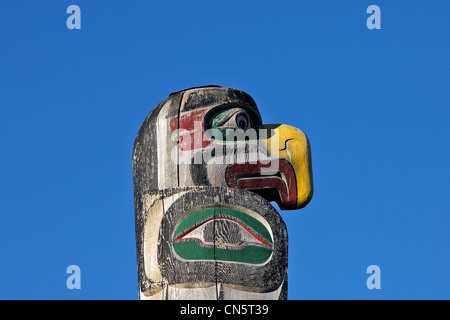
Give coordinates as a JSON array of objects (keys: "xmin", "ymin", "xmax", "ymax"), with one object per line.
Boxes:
[{"xmin": 1, "ymin": 0, "xmax": 448, "ymax": 299}]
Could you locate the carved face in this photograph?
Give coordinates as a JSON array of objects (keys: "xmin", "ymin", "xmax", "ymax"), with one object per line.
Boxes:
[{"xmin": 133, "ymin": 86, "xmax": 313, "ymax": 299}]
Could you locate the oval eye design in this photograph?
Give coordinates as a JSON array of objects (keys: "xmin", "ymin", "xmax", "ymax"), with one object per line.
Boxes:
[
  {"xmin": 209, "ymin": 108, "xmax": 253, "ymax": 132},
  {"xmin": 175, "ymin": 217, "xmax": 271, "ymax": 248},
  {"xmin": 172, "ymin": 208, "xmax": 273, "ymax": 265},
  {"xmin": 236, "ymin": 112, "xmax": 250, "ymax": 130}
]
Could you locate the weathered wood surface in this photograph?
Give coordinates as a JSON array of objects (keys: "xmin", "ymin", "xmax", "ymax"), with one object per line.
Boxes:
[
  {"xmin": 136, "ymin": 187, "xmax": 287, "ymax": 300},
  {"xmin": 133, "ymin": 86, "xmax": 313, "ymax": 300}
]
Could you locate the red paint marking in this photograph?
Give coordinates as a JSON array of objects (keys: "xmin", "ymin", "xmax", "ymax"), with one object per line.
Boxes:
[
  {"xmin": 225, "ymin": 159, "xmax": 298, "ymax": 209},
  {"xmin": 177, "ymin": 238, "xmax": 265, "ymax": 249},
  {"xmin": 170, "ymin": 109, "xmax": 212, "ymax": 151},
  {"xmin": 174, "ymin": 217, "xmax": 272, "ymax": 248}
]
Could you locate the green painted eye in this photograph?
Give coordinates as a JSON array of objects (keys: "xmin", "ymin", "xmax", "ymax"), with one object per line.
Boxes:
[
  {"xmin": 209, "ymin": 108, "xmax": 254, "ymax": 140},
  {"xmin": 211, "ymin": 108, "xmax": 241, "ymax": 128},
  {"xmin": 172, "ymin": 208, "xmax": 273, "ymax": 265}
]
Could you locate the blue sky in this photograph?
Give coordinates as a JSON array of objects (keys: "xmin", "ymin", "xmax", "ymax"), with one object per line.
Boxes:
[{"xmin": 0, "ymin": 0, "xmax": 448, "ymax": 299}]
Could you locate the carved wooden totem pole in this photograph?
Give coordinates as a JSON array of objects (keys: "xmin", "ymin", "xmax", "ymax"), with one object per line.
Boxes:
[{"xmin": 133, "ymin": 86, "xmax": 313, "ymax": 300}]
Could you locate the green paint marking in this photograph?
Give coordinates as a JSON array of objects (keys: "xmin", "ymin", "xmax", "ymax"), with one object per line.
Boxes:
[
  {"xmin": 211, "ymin": 108, "xmax": 240, "ymax": 129},
  {"xmin": 173, "ymin": 242, "xmax": 215, "ymax": 261},
  {"xmin": 173, "ymin": 241, "xmax": 273, "ymax": 265},
  {"xmin": 174, "ymin": 208, "xmax": 215, "ymax": 238},
  {"xmin": 172, "ymin": 207, "xmax": 273, "ymax": 265},
  {"xmin": 218, "ymin": 208, "xmax": 272, "ymax": 244}
]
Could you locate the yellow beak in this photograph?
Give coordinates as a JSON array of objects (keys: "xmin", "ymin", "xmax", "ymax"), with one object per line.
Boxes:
[{"xmin": 261, "ymin": 124, "xmax": 313, "ymax": 209}]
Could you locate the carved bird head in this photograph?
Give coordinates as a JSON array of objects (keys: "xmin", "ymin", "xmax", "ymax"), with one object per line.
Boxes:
[
  {"xmin": 133, "ymin": 85, "xmax": 313, "ymax": 209},
  {"xmin": 133, "ymin": 86, "xmax": 313, "ymax": 299}
]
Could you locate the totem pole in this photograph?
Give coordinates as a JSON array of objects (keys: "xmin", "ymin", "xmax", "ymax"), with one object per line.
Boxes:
[{"xmin": 133, "ymin": 86, "xmax": 313, "ymax": 299}]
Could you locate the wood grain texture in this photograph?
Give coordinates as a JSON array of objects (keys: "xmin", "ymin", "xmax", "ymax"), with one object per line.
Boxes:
[
  {"xmin": 134, "ymin": 86, "xmax": 313, "ymax": 300},
  {"xmin": 136, "ymin": 187, "xmax": 287, "ymax": 300}
]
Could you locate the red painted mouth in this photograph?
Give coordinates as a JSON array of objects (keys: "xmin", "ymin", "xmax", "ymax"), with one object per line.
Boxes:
[{"xmin": 225, "ymin": 159, "xmax": 297, "ymax": 210}]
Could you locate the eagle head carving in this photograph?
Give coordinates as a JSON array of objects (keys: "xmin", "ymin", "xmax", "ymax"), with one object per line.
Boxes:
[{"xmin": 133, "ymin": 86, "xmax": 313, "ymax": 299}]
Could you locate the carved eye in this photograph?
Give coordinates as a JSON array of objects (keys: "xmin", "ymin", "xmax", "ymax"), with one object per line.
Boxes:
[
  {"xmin": 206, "ymin": 107, "xmax": 257, "ymax": 141},
  {"xmin": 210, "ymin": 108, "xmax": 253, "ymax": 130},
  {"xmin": 236, "ymin": 113, "xmax": 250, "ymax": 130},
  {"xmin": 174, "ymin": 217, "xmax": 271, "ymax": 249},
  {"xmin": 172, "ymin": 208, "xmax": 274, "ymax": 264}
]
